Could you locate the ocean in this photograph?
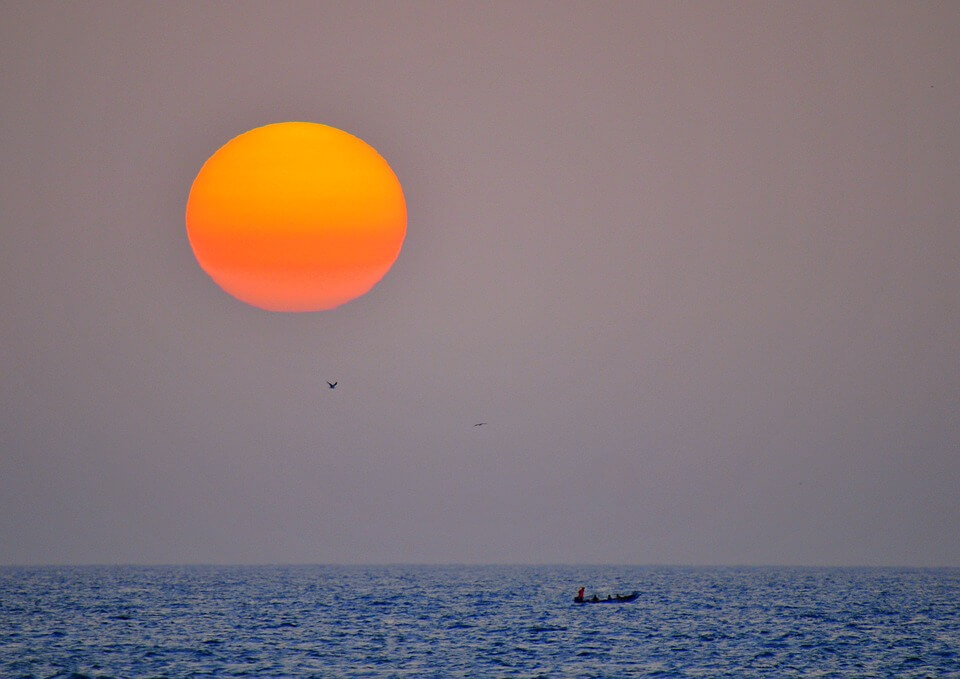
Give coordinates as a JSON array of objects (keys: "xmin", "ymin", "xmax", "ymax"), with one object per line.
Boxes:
[{"xmin": 1, "ymin": 565, "xmax": 958, "ymax": 677}]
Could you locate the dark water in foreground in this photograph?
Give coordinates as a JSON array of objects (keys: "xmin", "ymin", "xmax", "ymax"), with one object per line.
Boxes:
[{"xmin": 1, "ymin": 565, "xmax": 958, "ymax": 677}]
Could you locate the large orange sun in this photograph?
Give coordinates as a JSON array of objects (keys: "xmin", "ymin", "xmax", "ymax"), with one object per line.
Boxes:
[{"xmin": 185, "ymin": 122, "xmax": 406, "ymax": 312}]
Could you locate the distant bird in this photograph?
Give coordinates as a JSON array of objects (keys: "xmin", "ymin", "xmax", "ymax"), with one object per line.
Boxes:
[
  {"xmin": 327, "ymin": 381, "xmax": 338, "ymax": 389},
  {"xmin": 474, "ymin": 422, "xmax": 487, "ymax": 427}
]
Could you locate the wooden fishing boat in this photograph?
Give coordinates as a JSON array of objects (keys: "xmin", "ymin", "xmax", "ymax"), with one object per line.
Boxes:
[{"xmin": 573, "ymin": 591, "xmax": 639, "ymax": 604}]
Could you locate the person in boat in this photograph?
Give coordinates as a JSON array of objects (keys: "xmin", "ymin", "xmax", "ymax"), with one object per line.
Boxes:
[
  {"xmin": 576, "ymin": 587, "xmax": 585, "ymax": 602},
  {"xmin": 607, "ymin": 594, "xmax": 612, "ymax": 600},
  {"xmin": 592, "ymin": 594, "xmax": 599, "ymax": 602}
]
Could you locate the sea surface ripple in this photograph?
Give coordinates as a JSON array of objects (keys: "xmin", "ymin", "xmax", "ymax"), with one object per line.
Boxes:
[{"xmin": 1, "ymin": 565, "xmax": 958, "ymax": 677}]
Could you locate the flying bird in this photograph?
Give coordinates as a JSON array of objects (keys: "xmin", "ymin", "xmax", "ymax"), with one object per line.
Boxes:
[
  {"xmin": 474, "ymin": 422, "xmax": 487, "ymax": 426},
  {"xmin": 327, "ymin": 381, "xmax": 338, "ymax": 389}
]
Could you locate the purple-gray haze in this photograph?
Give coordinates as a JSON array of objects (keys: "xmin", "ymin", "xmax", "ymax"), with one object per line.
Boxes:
[{"xmin": 1, "ymin": 3, "xmax": 958, "ymax": 566}]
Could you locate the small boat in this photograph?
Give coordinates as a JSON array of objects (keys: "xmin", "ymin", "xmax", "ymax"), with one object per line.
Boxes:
[{"xmin": 574, "ymin": 591, "xmax": 639, "ymax": 604}]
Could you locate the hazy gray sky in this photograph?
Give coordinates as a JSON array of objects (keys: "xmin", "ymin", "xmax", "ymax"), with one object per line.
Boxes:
[{"xmin": 2, "ymin": 2, "xmax": 958, "ymax": 566}]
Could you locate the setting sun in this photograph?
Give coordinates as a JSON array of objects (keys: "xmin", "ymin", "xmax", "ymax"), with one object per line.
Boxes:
[{"xmin": 185, "ymin": 122, "xmax": 406, "ymax": 311}]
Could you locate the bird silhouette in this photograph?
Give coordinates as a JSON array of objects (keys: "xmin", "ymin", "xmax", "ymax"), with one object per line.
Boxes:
[
  {"xmin": 327, "ymin": 381, "xmax": 338, "ymax": 389},
  {"xmin": 474, "ymin": 422, "xmax": 487, "ymax": 426}
]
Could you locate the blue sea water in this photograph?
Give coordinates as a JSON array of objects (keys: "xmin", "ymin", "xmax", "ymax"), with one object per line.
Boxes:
[{"xmin": 1, "ymin": 565, "xmax": 958, "ymax": 677}]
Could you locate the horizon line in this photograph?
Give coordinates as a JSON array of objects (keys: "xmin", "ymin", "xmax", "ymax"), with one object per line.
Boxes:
[{"xmin": 3, "ymin": 561, "xmax": 958, "ymax": 570}]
